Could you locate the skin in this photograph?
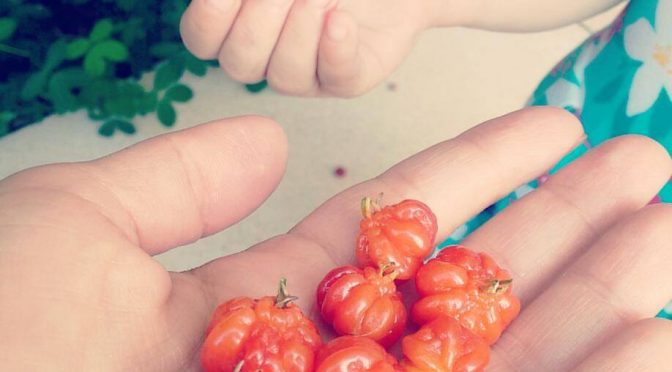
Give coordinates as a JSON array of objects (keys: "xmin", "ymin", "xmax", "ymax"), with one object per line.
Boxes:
[
  {"xmin": 0, "ymin": 107, "xmax": 671, "ymax": 371},
  {"xmin": 179, "ymin": 0, "xmax": 627, "ymax": 96}
]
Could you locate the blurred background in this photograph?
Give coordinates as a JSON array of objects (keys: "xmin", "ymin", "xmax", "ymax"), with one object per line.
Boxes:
[{"xmin": 0, "ymin": 1, "xmax": 624, "ymax": 271}]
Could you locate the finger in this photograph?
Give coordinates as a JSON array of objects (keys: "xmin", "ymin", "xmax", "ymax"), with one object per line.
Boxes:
[
  {"xmin": 190, "ymin": 107, "xmax": 583, "ymax": 321},
  {"xmin": 0, "ymin": 116, "xmax": 287, "ymax": 255},
  {"xmin": 267, "ymin": 0, "xmax": 336, "ymax": 95},
  {"xmin": 291, "ymin": 107, "xmax": 584, "ymax": 265},
  {"xmin": 218, "ymin": 0, "xmax": 295, "ymax": 83},
  {"xmin": 462, "ymin": 135, "xmax": 672, "ymax": 302},
  {"xmin": 572, "ymin": 318, "xmax": 672, "ymax": 372},
  {"xmin": 490, "ymin": 204, "xmax": 672, "ymax": 371},
  {"xmin": 180, "ymin": 0, "xmax": 242, "ymax": 59},
  {"xmin": 316, "ymin": 10, "xmax": 371, "ymax": 97}
]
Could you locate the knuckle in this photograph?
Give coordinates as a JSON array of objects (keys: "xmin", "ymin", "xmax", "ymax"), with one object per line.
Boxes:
[
  {"xmin": 267, "ymin": 72, "xmax": 313, "ymax": 96},
  {"xmin": 633, "ymin": 203, "xmax": 672, "ymax": 236},
  {"xmin": 219, "ymin": 54, "xmax": 265, "ymax": 83}
]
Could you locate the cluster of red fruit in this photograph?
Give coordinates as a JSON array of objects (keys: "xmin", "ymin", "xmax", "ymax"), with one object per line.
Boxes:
[{"xmin": 200, "ymin": 197, "xmax": 520, "ymax": 371}]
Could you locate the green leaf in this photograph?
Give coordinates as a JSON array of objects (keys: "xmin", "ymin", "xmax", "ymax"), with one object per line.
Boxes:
[
  {"xmin": 66, "ymin": 38, "xmax": 91, "ymax": 60},
  {"xmin": 116, "ymin": 119, "xmax": 136, "ymax": 134},
  {"xmin": 98, "ymin": 120, "xmax": 116, "ymax": 137},
  {"xmin": 84, "ymin": 50, "xmax": 106, "ymax": 76},
  {"xmin": 47, "ymin": 68, "xmax": 92, "ymax": 113},
  {"xmin": 88, "ymin": 108, "xmax": 107, "ymax": 121},
  {"xmin": 160, "ymin": 0, "xmax": 188, "ymax": 27},
  {"xmin": 119, "ymin": 80, "xmax": 146, "ymax": 100},
  {"xmin": 149, "ymin": 42, "xmax": 183, "ymax": 58},
  {"xmin": 0, "ymin": 111, "xmax": 15, "ymax": 125},
  {"xmin": 185, "ymin": 54, "xmax": 208, "ymax": 77},
  {"xmin": 92, "ymin": 40, "xmax": 129, "ymax": 62},
  {"xmin": 245, "ymin": 80, "xmax": 268, "ymax": 93},
  {"xmin": 157, "ymin": 99, "xmax": 176, "ymax": 126},
  {"xmin": 0, "ymin": 111, "xmax": 16, "ymax": 136},
  {"xmin": 165, "ymin": 84, "xmax": 193, "ymax": 102},
  {"xmin": 79, "ymin": 79, "xmax": 115, "ymax": 108},
  {"xmin": 44, "ymin": 39, "xmax": 67, "ymax": 71},
  {"xmin": 104, "ymin": 97, "xmax": 131, "ymax": 118},
  {"xmin": 0, "ymin": 18, "xmax": 17, "ymax": 41},
  {"xmin": 153, "ymin": 58, "xmax": 185, "ymax": 91},
  {"xmin": 90, "ymin": 19, "xmax": 114, "ymax": 42},
  {"xmin": 100, "ymin": 119, "xmax": 136, "ymax": 136},
  {"xmin": 139, "ymin": 92, "xmax": 158, "ymax": 115},
  {"xmin": 104, "ymin": 83, "xmax": 138, "ymax": 117},
  {"xmin": 20, "ymin": 71, "xmax": 48, "ymax": 100}
]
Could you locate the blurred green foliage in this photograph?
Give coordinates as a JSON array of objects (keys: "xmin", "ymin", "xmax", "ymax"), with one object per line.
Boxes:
[{"xmin": 0, "ymin": 0, "xmax": 222, "ymax": 137}]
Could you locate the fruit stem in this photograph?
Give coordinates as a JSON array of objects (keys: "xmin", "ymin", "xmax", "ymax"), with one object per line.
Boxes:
[
  {"xmin": 275, "ymin": 278, "xmax": 299, "ymax": 308},
  {"xmin": 483, "ymin": 279, "xmax": 513, "ymax": 294},
  {"xmin": 361, "ymin": 197, "xmax": 373, "ymax": 218},
  {"xmin": 233, "ymin": 360, "xmax": 244, "ymax": 372},
  {"xmin": 379, "ymin": 262, "xmax": 399, "ymax": 281},
  {"xmin": 361, "ymin": 193, "xmax": 384, "ymax": 218}
]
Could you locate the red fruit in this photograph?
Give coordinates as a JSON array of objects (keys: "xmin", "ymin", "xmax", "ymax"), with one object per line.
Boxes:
[
  {"xmin": 201, "ymin": 279, "xmax": 322, "ymax": 372},
  {"xmin": 356, "ymin": 197, "xmax": 438, "ymax": 280},
  {"xmin": 315, "ymin": 336, "xmax": 400, "ymax": 372},
  {"xmin": 400, "ymin": 316, "xmax": 490, "ymax": 372},
  {"xmin": 316, "ymin": 265, "xmax": 407, "ymax": 347},
  {"xmin": 411, "ymin": 245, "xmax": 520, "ymax": 344}
]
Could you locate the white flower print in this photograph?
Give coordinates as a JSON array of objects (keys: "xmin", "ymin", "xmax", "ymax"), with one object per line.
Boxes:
[
  {"xmin": 447, "ymin": 223, "xmax": 468, "ymax": 242},
  {"xmin": 513, "ymin": 184, "xmax": 535, "ymax": 199},
  {"xmin": 664, "ymin": 300, "xmax": 672, "ymax": 314},
  {"xmin": 546, "ymin": 79, "xmax": 583, "ymax": 110},
  {"xmin": 624, "ymin": 0, "xmax": 672, "ymax": 116},
  {"xmin": 545, "ymin": 35, "xmax": 610, "ymax": 110}
]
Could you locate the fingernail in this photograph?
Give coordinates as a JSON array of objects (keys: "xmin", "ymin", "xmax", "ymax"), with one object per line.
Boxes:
[{"xmin": 327, "ymin": 18, "xmax": 348, "ymax": 41}]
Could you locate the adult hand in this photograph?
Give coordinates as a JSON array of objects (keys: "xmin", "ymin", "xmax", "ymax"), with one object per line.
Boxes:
[{"xmin": 1, "ymin": 107, "xmax": 670, "ymax": 371}]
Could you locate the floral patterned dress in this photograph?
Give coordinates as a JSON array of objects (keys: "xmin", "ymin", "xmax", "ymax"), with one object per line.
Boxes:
[{"xmin": 439, "ymin": 0, "xmax": 672, "ymax": 320}]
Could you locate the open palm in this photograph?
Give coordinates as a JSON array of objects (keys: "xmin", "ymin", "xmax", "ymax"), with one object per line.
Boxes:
[
  {"xmin": 1, "ymin": 108, "xmax": 671, "ymax": 372},
  {"xmin": 180, "ymin": 0, "xmax": 428, "ymax": 96}
]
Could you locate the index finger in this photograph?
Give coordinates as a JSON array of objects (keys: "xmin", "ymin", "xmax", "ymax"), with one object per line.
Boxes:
[{"xmin": 291, "ymin": 107, "xmax": 585, "ymax": 264}]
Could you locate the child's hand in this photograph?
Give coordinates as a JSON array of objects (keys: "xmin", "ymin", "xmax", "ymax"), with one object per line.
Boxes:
[
  {"xmin": 179, "ymin": 0, "xmax": 438, "ymax": 97},
  {"xmin": 179, "ymin": 0, "xmax": 625, "ymax": 97}
]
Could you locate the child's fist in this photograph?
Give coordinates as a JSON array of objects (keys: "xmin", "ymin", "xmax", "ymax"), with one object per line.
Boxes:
[{"xmin": 180, "ymin": 0, "xmax": 433, "ymax": 97}]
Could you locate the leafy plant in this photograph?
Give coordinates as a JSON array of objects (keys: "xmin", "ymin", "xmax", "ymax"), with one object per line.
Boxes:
[
  {"xmin": 66, "ymin": 19, "xmax": 130, "ymax": 77},
  {"xmin": 0, "ymin": 0, "xmax": 223, "ymax": 137},
  {"xmin": 245, "ymin": 80, "xmax": 269, "ymax": 94}
]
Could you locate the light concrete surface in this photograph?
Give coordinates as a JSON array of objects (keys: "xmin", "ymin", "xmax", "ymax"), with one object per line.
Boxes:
[{"xmin": 0, "ymin": 22, "xmax": 593, "ymax": 271}]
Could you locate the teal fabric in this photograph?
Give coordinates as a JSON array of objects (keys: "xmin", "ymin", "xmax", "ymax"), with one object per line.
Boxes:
[{"xmin": 438, "ymin": 0, "xmax": 672, "ymax": 320}]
